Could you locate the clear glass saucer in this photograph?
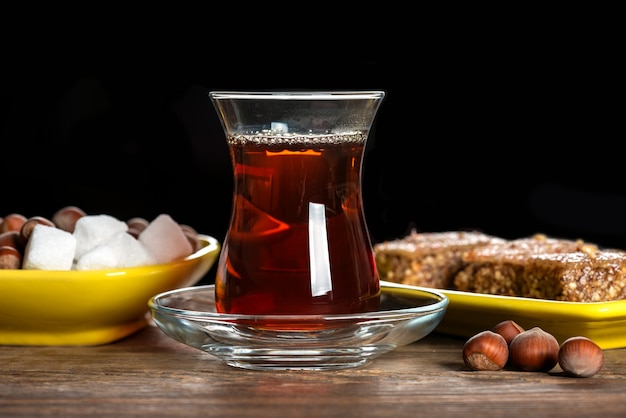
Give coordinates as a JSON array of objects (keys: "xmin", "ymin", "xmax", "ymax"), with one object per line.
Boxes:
[{"xmin": 148, "ymin": 281, "xmax": 448, "ymax": 371}]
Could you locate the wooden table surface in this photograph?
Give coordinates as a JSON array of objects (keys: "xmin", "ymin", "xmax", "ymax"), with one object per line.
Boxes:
[{"xmin": 2, "ymin": 324, "xmax": 626, "ymax": 418}]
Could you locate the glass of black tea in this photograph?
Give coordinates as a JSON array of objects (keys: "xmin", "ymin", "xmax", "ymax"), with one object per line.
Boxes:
[{"xmin": 209, "ymin": 91, "xmax": 385, "ymax": 317}]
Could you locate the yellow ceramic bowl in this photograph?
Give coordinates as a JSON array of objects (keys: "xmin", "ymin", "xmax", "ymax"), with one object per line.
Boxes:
[
  {"xmin": 0, "ymin": 234, "xmax": 220, "ymax": 346},
  {"xmin": 434, "ymin": 288, "xmax": 626, "ymax": 350}
]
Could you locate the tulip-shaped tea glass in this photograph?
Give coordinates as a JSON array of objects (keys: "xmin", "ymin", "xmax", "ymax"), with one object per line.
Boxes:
[{"xmin": 210, "ymin": 91, "xmax": 385, "ymax": 317}]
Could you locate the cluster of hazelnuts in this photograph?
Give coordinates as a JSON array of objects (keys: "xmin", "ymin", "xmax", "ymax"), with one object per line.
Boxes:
[{"xmin": 462, "ymin": 320, "xmax": 604, "ymax": 378}]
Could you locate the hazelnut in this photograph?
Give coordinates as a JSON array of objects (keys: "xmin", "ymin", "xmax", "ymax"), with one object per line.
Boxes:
[
  {"xmin": 491, "ymin": 319, "xmax": 524, "ymax": 345},
  {"xmin": 181, "ymin": 224, "xmax": 201, "ymax": 252},
  {"xmin": 52, "ymin": 206, "xmax": 86, "ymax": 233},
  {"xmin": 0, "ymin": 231, "xmax": 23, "ymax": 252},
  {"xmin": 0, "ymin": 245, "xmax": 22, "ymax": 269},
  {"xmin": 127, "ymin": 217, "xmax": 149, "ymax": 231},
  {"xmin": 558, "ymin": 336, "xmax": 604, "ymax": 378},
  {"xmin": 462, "ymin": 330, "xmax": 509, "ymax": 371},
  {"xmin": 127, "ymin": 217, "xmax": 149, "ymax": 238},
  {"xmin": 20, "ymin": 216, "xmax": 55, "ymax": 243},
  {"xmin": 0, "ymin": 213, "xmax": 27, "ymax": 234},
  {"xmin": 508, "ymin": 327, "xmax": 559, "ymax": 372}
]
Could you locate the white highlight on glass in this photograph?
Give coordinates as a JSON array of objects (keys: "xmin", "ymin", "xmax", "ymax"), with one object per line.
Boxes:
[
  {"xmin": 308, "ymin": 202, "xmax": 332, "ymax": 297},
  {"xmin": 271, "ymin": 122, "xmax": 289, "ymax": 133}
]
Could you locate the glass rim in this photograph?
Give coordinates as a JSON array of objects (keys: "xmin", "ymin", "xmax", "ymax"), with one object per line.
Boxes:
[{"xmin": 209, "ymin": 90, "xmax": 385, "ymax": 100}]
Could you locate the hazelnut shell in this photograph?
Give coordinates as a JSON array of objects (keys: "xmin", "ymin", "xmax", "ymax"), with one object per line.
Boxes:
[
  {"xmin": 508, "ymin": 327, "xmax": 559, "ymax": 372},
  {"xmin": 558, "ymin": 336, "xmax": 604, "ymax": 378},
  {"xmin": 491, "ymin": 319, "xmax": 524, "ymax": 345},
  {"xmin": 462, "ymin": 330, "xmax": 509, "ymax": 371}
]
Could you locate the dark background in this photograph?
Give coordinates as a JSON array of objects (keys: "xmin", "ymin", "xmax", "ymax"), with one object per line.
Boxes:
[{"xmin": 2, "ymin": 13, "xmax": 624, "ymax": 284}]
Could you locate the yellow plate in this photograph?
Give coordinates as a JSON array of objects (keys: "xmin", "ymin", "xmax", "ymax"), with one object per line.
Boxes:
[
  {"xmin": 430, "ymin": 287, "xmax": 626, "ymax": 349},
  {"xmin": 0, "ymin": 234, "xmax": 220, "ymax": 346}
]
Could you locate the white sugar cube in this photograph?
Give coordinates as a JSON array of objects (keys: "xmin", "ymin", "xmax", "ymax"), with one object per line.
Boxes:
[
  {"xmin": 23, "ymin": 224, "xmax": 76, "ymax": 270},
  {"xmin": 139, "ymin": 214, "xmax": 193, "ymax": 264},
  {"xmin": 73, "ymin": 214, "xmax": 128, "ymax": 260},
  {"xmin": 75, "ymin": 232, "xmax": 156, "ymax": 270}
]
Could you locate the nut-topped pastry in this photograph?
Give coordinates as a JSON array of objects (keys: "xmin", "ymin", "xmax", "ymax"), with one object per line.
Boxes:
[
  {"xmin": 376, "ymin": 231, "xmax": 626, "ymax": 302},
  {"xmin": 453, "ymin": 234, "xmax": 626, "ymax": 302},
  {"xmin": 374, "ymin": 230, "xmax": 505, "ymax": 289},
  {"xmin": 521, "ymin": 250, "xmax": 626, "ymax": 302},
  {"xmin": 453, "ymin": 234, "xmax": 597, "ymax": 297}
]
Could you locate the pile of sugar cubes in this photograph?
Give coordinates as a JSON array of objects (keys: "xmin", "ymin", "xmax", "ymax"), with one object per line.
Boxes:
[{"xmin": 22, "ymin": 213, "xmax": 195, "ymax": 271}]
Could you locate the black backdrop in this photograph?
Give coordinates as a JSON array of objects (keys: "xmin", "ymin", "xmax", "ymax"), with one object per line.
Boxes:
[{"xmin": 2, "ymin": 17, "xmax": 624, "ymax": 284}]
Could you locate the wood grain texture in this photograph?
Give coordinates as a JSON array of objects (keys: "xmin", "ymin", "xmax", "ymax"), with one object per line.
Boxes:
[{"xmin": 1, "ymin": 325, "xmax": 626, "ymax": 417}]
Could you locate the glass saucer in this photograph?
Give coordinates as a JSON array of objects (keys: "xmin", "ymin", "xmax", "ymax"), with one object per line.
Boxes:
[{"xmin": 148, "ymin": 281, "xmax": 448, "ymax": 371}]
